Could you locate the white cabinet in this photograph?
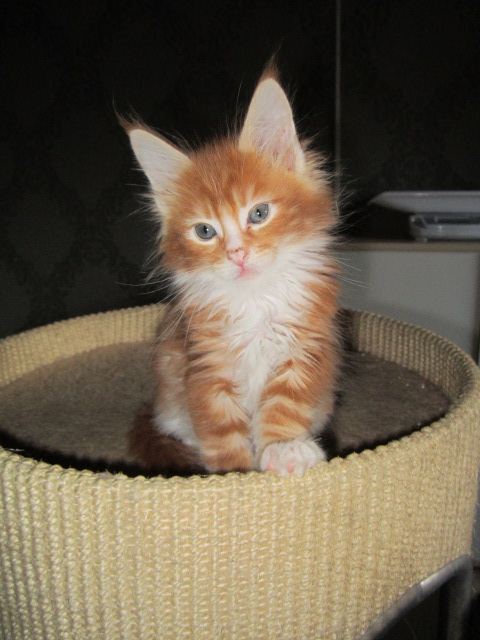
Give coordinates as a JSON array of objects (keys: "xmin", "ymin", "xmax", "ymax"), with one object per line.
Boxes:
[{"xmin": 336, "ymin": 242, "xmax": 480, "ymax": 361}]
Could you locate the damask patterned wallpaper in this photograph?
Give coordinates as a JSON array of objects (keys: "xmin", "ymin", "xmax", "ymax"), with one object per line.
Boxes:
[
  {"xmin": 1, "ymin": 0, "xmax": 479, "ymax": 338},
  {"xmin": 0, "ymin": 0, "xmax": 335, "ymax": 338}
]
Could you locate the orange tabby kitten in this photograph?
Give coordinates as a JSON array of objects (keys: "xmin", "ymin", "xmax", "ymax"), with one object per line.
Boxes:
[{"xmin": 125, "ymin": 69, "xmax": 340, "ymax": 477}]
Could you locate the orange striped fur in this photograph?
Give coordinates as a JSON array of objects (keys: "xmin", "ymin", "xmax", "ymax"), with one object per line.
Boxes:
[{"xmin": 125, "ymin": 69, "xmax": 340, "ymax": 476}]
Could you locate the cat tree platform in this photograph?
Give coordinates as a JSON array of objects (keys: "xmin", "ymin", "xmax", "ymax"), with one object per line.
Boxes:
[{"xmin": 1, "ymin": 306, "xmax": 479, "ymax": 639}]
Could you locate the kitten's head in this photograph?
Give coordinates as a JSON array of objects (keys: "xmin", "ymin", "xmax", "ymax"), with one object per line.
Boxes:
[{"xmin": 124, "ymin": 70, "xmax": 336, "ymax": 299}]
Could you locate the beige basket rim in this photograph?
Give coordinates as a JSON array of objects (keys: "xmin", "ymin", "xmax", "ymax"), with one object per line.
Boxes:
[{"xmin": 1, "ymin": 305, "xmax": 479, "ymax": 488}]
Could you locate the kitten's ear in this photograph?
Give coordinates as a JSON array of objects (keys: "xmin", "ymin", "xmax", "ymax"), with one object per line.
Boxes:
[
  {"xmin": 127, "ymin": 126, "xmax": 191, "ymax": 193},
  {"xmin": 238, "ymin": 76, "xmax": 305, "ymax": 172}
]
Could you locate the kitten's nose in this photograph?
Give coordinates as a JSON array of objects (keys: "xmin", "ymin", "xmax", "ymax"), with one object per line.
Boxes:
[{"xmin": 227, "ymin": 247, "xmax": 247, "ymax": 266}]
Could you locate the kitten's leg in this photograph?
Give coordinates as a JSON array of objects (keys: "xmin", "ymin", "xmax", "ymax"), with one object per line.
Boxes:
[
  {"xmin": 153, "ymin": 333, "xmax": 199, "ymax": 447},
  {"xmin": 186, "ymin": 371, "xmax": 253, "ymax": 473},
  {"xmin": 255, "ymin": 347, "xmax": 337, "ymax": 477},
  {"xmin": 155, "ymin": 335, "xmax": 252, "ymax": 473},
  {"xmin": 176, "ymin": 306, "xmax": 254, "ymax": 473},
  {"xmin": 158, "ymin": 307, "xmax": 253, "ymax": 474}
]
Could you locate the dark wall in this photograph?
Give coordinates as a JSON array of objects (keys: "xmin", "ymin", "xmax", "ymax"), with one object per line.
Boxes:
[
  {"xmin": 1, "ymin": 0, "xmax": 479, "ymax": 338},
  {"xmin": 0, "ymin": 0, "xmax": 335, "ymax": 338},
  {"xmin": 341, "ymin": 1, "xmax": 480, "ymax": 217}
]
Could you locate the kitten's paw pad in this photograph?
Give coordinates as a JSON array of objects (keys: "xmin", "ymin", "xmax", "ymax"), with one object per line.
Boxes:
[{"xmin": 260, "ymin": 440, "xmax": 326, "ymax": 477}]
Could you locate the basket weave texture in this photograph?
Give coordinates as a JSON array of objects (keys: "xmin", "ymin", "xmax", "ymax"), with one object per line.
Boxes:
[{"xmin": 0, "ymin": 306, "xmax": 479, "ymax": 640}]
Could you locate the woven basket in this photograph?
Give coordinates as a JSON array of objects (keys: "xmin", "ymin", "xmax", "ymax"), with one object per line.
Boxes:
[{"xmin": 1, "ymin": 306, "xmax": 479, "ymax": 640}]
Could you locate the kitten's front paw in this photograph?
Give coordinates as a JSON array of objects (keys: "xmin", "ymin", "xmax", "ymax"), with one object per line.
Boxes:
[
  {"xmin": 260, "ymin": 440, "xmax": 326, "ymax": 478},
  {"xmin": 259, "ymin": 440, "xmax": 326, "ymax": 478}
]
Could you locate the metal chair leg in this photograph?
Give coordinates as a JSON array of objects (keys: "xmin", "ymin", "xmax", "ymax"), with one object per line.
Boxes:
[{"xmin": 360, "ymin": 555, "xmax": 473, "ymax": 640}]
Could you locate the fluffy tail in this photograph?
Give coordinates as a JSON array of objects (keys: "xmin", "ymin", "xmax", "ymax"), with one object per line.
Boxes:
[{"xmin": 128, "ymin": 409, "xmax": 205, "ymax": 476}]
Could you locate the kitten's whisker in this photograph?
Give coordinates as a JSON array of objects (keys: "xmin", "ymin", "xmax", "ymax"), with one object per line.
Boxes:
[
  {"xmin": 157, "ymin": 287, "xmax": 195, "ymax": 341},
  {"xmin": 333, "ymin": 256, "xmax": 363, "ymax": 271},
  {"xmin": 336, "ymin": 275, "xmax": 368, "ymax": 289},
  {"xmin": 183, "ymin": 297, "xmax": 204, "ymax": 346},
  {"xmin": 115, "ymin": 281, "xmax": 145, "ymax": 288}
]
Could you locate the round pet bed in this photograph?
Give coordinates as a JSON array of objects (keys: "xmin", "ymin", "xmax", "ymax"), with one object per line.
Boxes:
[{"xmin": 0, "ymin": 306, "xmax": 479, "ymax": 639}]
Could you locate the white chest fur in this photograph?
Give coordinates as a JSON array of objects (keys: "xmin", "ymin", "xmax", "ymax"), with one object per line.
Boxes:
[
  {"xmin": 226, "ymin": 290, "xmax": 301, "ymax": 416},
  {"xmin": 180, "ymin": 239, "xmax": 327, "ymax": 416}
]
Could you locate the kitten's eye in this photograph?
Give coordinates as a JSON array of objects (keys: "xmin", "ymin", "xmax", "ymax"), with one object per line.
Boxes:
[
  {"xmin": 248, "ymin": 203, "xmax": 270, "ymax": 224},
  {"xmin": 195, "ymin": 223, "xmax": 217, "ymax": 240}
]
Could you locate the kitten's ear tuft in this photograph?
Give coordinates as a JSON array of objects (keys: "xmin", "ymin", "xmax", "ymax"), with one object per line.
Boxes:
[
  {"xmin": 238, "ymin": 77, "xmax": 305, "ymax": 172},
  {"xmin": 125, "ymin": 124, "xmax": 191, "ymax": 193}
]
